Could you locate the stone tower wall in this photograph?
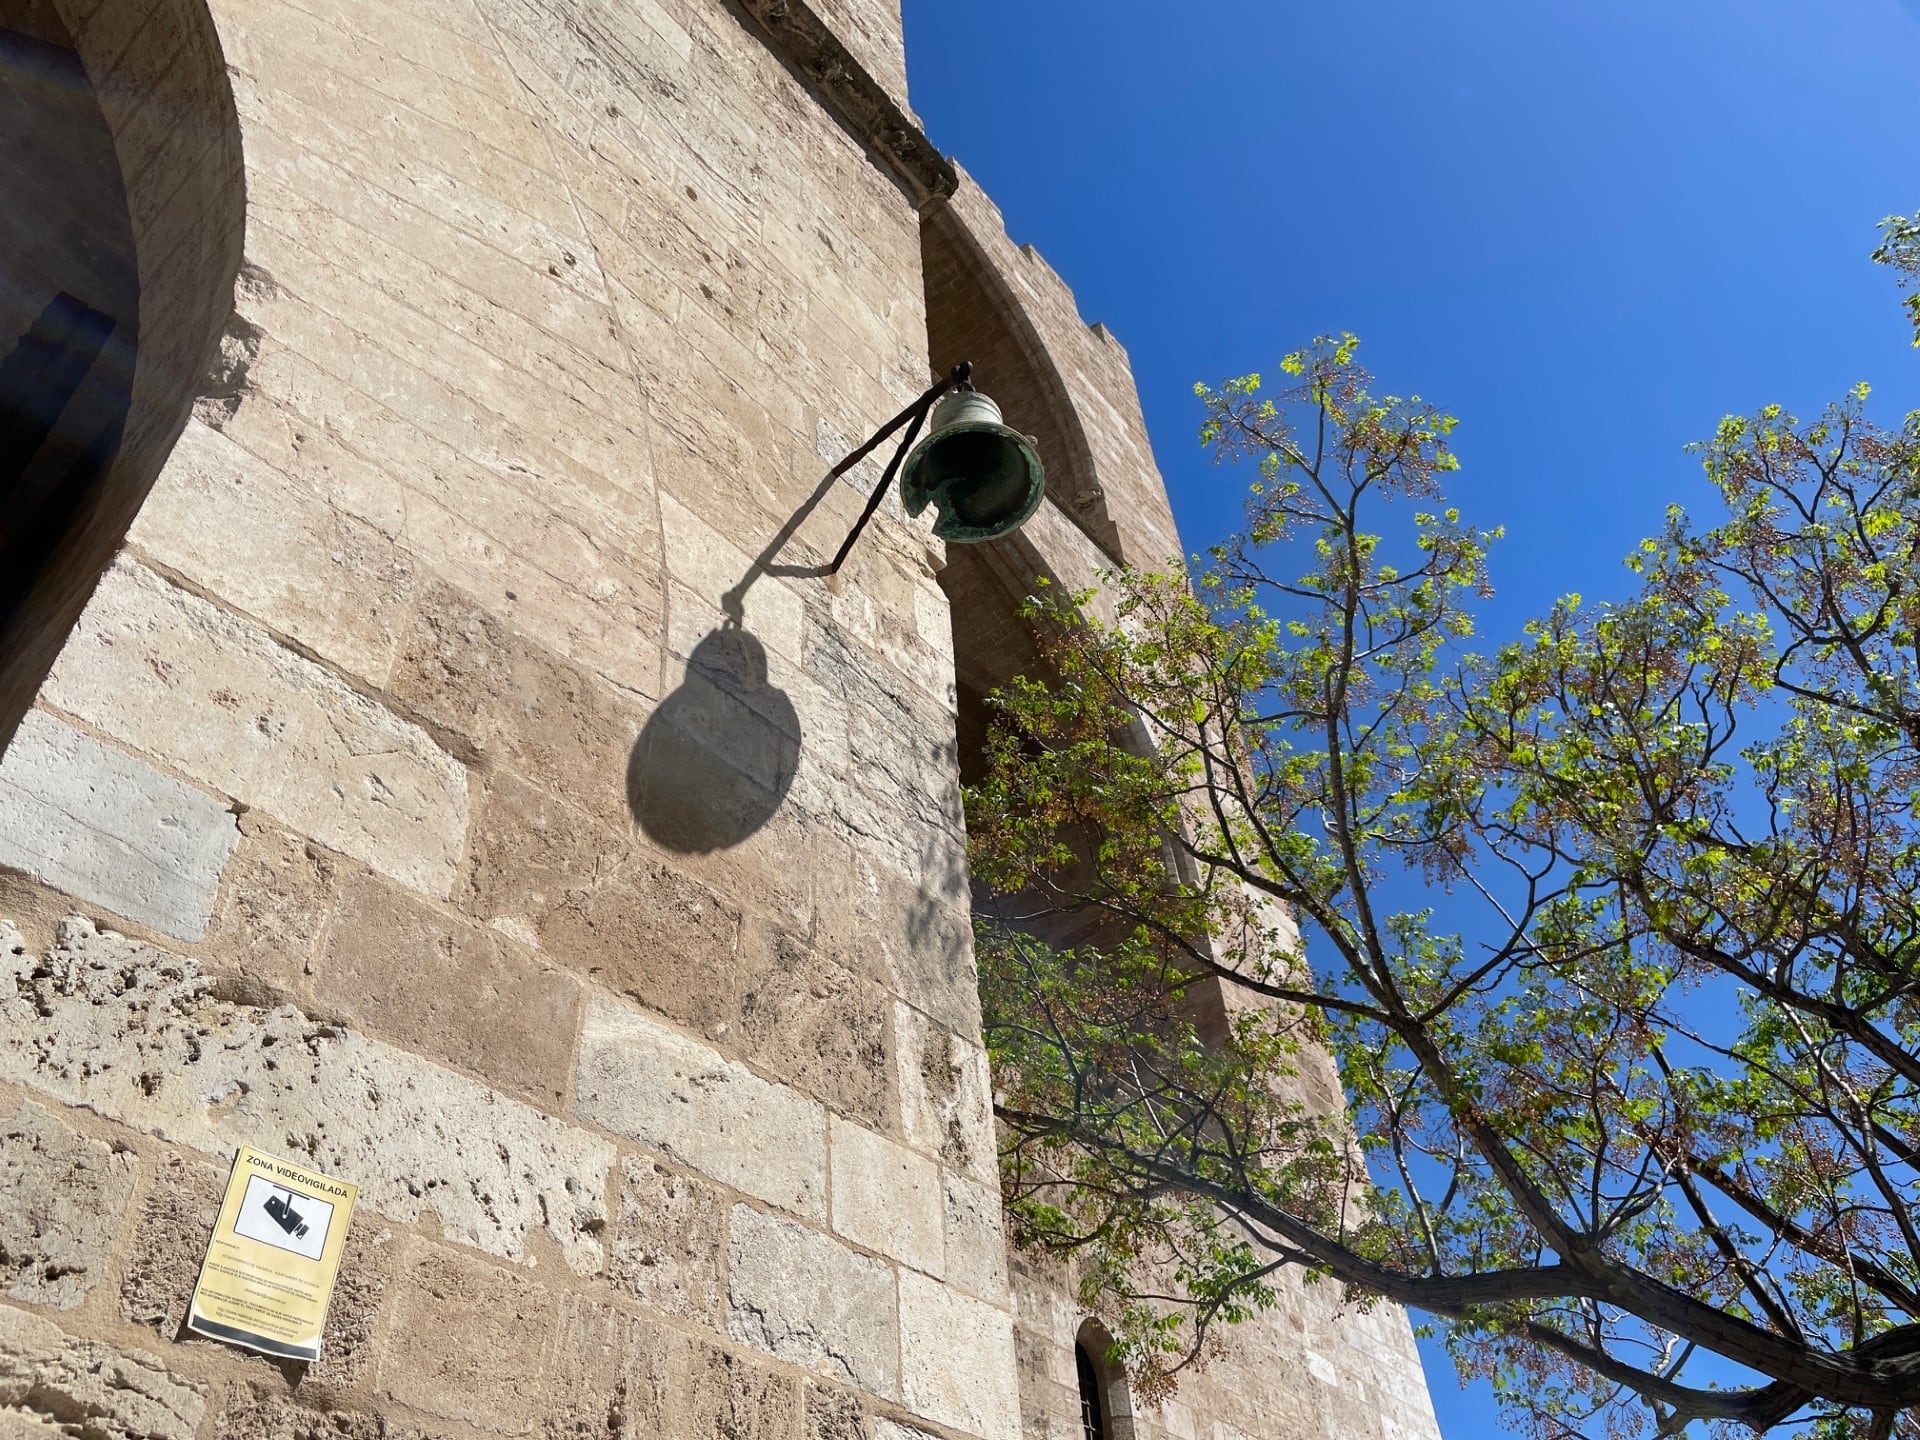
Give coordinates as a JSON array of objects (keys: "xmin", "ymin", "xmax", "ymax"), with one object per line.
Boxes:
[
  {"xmin": 0, "ymin": 2, "xmax": 1441, "ymax": 1439},
  {"xmin": 921, "ymin": 180, "xmax": 1443, "ymax": 1440}
]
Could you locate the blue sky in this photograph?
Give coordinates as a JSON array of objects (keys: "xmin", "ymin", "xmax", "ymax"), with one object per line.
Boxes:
[{"xmin": 903, "ymin": 3, "xmax": 1920, "ymax": 1434}]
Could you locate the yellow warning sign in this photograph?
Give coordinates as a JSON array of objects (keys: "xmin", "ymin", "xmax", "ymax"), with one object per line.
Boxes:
[{"xmin": 187, "ymin": 1146, "xmax": 358, "ymax": 1362}]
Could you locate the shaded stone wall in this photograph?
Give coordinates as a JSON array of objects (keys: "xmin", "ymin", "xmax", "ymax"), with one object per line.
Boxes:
[{"xmin": 0, "ymin": 3, "xmax": 1440, "ymax": 1440}]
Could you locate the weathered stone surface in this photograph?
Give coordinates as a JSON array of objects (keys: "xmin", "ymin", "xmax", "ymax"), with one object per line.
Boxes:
[
  {"xmin": 317, "ymin": 870, "xmax": 583, "ymax": 1107},
  {"xmin": 119, "ymin": 1152, "xmax": 226, "ymax": 1336},
  {"xmin": 726, "ymin": 1206, "xmax": 897, "ymax": 1399},
  {"xmin": 128, "ymin": 416, "xmax": 414, "ymax": 686},
  {"xmin": 40, "ymin": 559, "xmax": 469, "ymax": 900},
  {"xmin": 897, "ymin": 1271, "xmax": 1018, "ymax": 1440},
  {"xmin": 0, "ymin": 709, "xmax": 239, "ymax": 942},
  {"xmin": 802, "ymin": 1383, "xmax": 867, "ymax": 1440},
  {"xmin": 941, "ymin": 1172, "xmax": 1008, "ymax": 1304},
  {"xmin": 575, "ymin": 999, "xmax": 826, "ymax": 1221},
  {"xmin": 538, "ymin": 857, "xmax": 744, "ymax": 1043},
  {"xmin": 0, "ymin": 1102, "xmax": 136, "ymax": 1309},
  {"xmin": 548, "ymin": 1295, "xmax": 804, "ymax": 1440},
  {"xmin": 462, "ymin": 772, "xmax": 630, "ymax": 946},
  {"xmin": 198, "ymin": 813, "xmax": 337, "ymax": 1000},
  {"xmin": 0, "ymin": 918, "xmax": 612, "ymax": 1271},
  {"xmin": 609, "ymin": 1157, "xmax": 727, "ymax": 1325},
  {"xmin": 210, "ymin": 1385, "xmax": 438, "ymax": 1440},
  {"xmin": 827, "ymin": 1118, "xmax": 940, "ymax": 1275},
  {"xmin": 308, "ymin": 1216, "xmax": 399, "ymax": 1388},
  {"xmin": 816, "ymin": 851, "xmax": 977, "ymax": 1041},
  {"xmin": 0, "ymin": 1305, "xmax": 204, "ymax": 1440},
  {"xmin": 893, "ymin": 1002, "xmax": 995, "ymax": 1184},
  {"xmin": 388, "ymin": 578, "xmax": 642, "ymax": 826},
  {"xmin": 0, "ymin": 1407, "xmax": 65, "ymax": 1437},
  {"xmin": 382, "ymin": 1246, "xmax": 556, "ymax": 1433},
  {"xmin": 739, "ymin": 926, "xmax": 889, "ymax": 1129}
]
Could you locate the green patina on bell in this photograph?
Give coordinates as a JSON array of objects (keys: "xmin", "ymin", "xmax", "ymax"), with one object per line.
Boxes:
[{"xmin": 899, "ymin": 389, "xmax": 1045, "ymax": 543}]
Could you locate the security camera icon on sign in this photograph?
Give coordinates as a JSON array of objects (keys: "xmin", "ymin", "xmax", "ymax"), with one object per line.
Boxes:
[{"xmin": 263, "ymin": 1189, "xmax": 310, "ymax": 1240}]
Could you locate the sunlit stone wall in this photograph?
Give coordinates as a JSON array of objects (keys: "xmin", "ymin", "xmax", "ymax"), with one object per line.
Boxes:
[{"xmin": 0, "ymin": 1, "xmax": 1438, "ymax": 1437}]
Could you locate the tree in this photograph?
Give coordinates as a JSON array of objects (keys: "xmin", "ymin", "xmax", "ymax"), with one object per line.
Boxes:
[
  {"xmin": 966, "ymin": 261, "xmax": 1920, "ymax": 1436},
  {"xmin": 1873, "ymin": 212, "xmax": 1920, "ymax": 346}
]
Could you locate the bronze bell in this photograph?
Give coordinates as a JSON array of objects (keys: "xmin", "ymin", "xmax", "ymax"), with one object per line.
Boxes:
[{"xmin": 899, "ymin": 389, "xmax": 1045, "ymax": 543}]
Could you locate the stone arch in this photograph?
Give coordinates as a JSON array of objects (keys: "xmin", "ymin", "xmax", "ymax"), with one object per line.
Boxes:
[
  {"xmin": 0, "ymin": 0, "xmax": 245, "ymax": 747},
  {"xmin": 922, "ymin": 197, "xmax": 1122, "ymax": 561},
  {"xmin": 1074, "ymin": 1318, "xmax": 1137, "ymax": 1440},
  {"xmin": 940, "ymin": 531, "xmax": 1121, "ymax": 951},
  {"xmin": 920, "ymin": 169, "xmax": 1184, "ymax": 570}
]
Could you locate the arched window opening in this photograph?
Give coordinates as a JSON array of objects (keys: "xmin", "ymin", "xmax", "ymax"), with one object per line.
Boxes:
[
  {"xmin": 1075, "ymin": 1320, "xmax": 1135, "ymax": 1440},
  {"xmin": 0, "ymin": 0, "xmax": 244, "ymax": 749},
  {"xmin": 0, "ymin": 11, "xmax": 139, "ymax": 640},
  {"xmin": 1076, "ymin": 1338, "xmax": 1109, "ymax": 1440}
]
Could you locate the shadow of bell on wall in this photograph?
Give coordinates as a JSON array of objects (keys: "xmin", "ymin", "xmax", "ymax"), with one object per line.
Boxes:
[{"xmin": 628, "ymin": 626, "xmax": 801, "ymax": 854}]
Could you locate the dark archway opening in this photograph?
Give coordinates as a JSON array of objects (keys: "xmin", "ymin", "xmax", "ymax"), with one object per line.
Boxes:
[
  {"xmin": 0, "ymin": 6, "xmax": 138, "ymax": 660},
  {"xmin": 1076, "ymin": 1338, "xmax": 1110, "ymax": 1440},
  {"xmin": 0, "ymin": 0, "xmax": 244, "ymax": 753},
  {"xmin": 942, "ymin": 536, "xmax": 1132, "ymax": 955},
  {"xmin": 1075, "ymin": 1319, "xmax": 1135, "ymax": 1440}
]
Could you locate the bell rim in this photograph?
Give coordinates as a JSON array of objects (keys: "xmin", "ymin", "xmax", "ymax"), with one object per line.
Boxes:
[{"xmin": 899, "ymin": 419, "xmax": 1047, "ymax": 543}]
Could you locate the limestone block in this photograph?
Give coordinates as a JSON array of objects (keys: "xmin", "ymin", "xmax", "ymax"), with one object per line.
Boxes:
[
  {"xmin": 0, "ymin": 709, "xmax": 240, "ymax": 942},
  {"xmin": 230, "ymin": 72, "xmax": 592, "ymax": 293},
  {"xmin": 658, "ymin": 492, "xmax": 804, "ymax": 663},
  {"xmin": 803, "ymin": 1383, "xmax": 866, "ymax": 1440},
  {"xmin": 389, "ymin": 579, "xmax": 643, "ymax": 829},
  {"xmin": 462, "ymin": 772, "xmax": 631, "ymax": 941},
  {"xmin": 381, "ymin": 1245, "xmax": 556, "ymax": 1433},
  {"xmin": 941, "ymin": 1172, "xmax": 1009, "ymax": 1303},
  {"xmin": 239, "ymin": 148, "xmax": 614, "ymax": 360},
  {"xmin": 128, "ymin": 417, "xmax": 413, "ymax": 685},
  {"xmin": 216, "ymin": 0, "xmax": 556, "ymax": 173},
  {"xmin": 893, "ymin": 1003, "xmax": 996, "ymax": 1185},
  {"xmin": 574, "ymin": 999, "xmax": 827, "ymax": 1221},
  {"xmin": 0, "ymin": 1102, "xmax": 137, "ymax": 1309},
  {"xmin": 896, "ymin": 1271, "xmax": 1019, "ymax": 1440},
  {"xmin": 211, "ymin": 330, "xmax": 663, "ymax": 701},
  {"xmin": 739, "ymin": 925, "xmax": 888, "ymax": 1129},
  {"xmin": 609, "ymin": 1157, "xmax": 727, "ymax": 1325},
  {"xmin": 827, "ymin": 1118, "xmax": 940, "ymax": 1275},
  {"xmin": 199, "ymin": 813, "xmax": 337, "ymax": 1000},
  {"xmin": 228, "ymin": 0, "xmax": 502, "ymax": 87},
  {"xmin": 548, "ymin": 1295, "xmax": 804, "ymax": 1440},
  {"xmin": 209, "ymin": 1385, "xmax": 436, "ymax": 1440},
  {"xmin": 0, "ymin": 918, "xmax": 612, "ymax": 1271},
  {"xmin": 0, "ymin": 1305, "xmax": 203, "ymax": 1440},
  {"xmin": 41, "ymin": 559, "xmax": 469, "ymax": 900},
  {"xmin": 317, "ymin": 871, "xmax": 584, "ymax": 1108},
  {"xmin": 536, "ymin": 856, "xmax": 744, "ymax": 1044},
  {"xmin": 119, "ymin": 1152, "xmax": 225, "ymax": 1336},
  {"xmin": 241, "ymin": 203, "xmax": 635, "ymax": 427},
  {"xmin": 815, "ymin": 844, "xmax": 978, "ymax": 1044},
  {"xmin": 658, "ymin": 800, "xmax": 817, "ymax": 947},
  {"xmin": 0, "ymin": 1407, "xmax": 64, "ymax": 1436},
  {"xmin": 726, "ymin": 1206, "xmax": 898, "ymax": 1399}
]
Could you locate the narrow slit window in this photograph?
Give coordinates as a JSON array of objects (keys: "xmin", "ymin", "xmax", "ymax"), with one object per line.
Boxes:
[{"xmin": 1076, "ymin": 1340, "xmax": 1108, "ymax": 1440}]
